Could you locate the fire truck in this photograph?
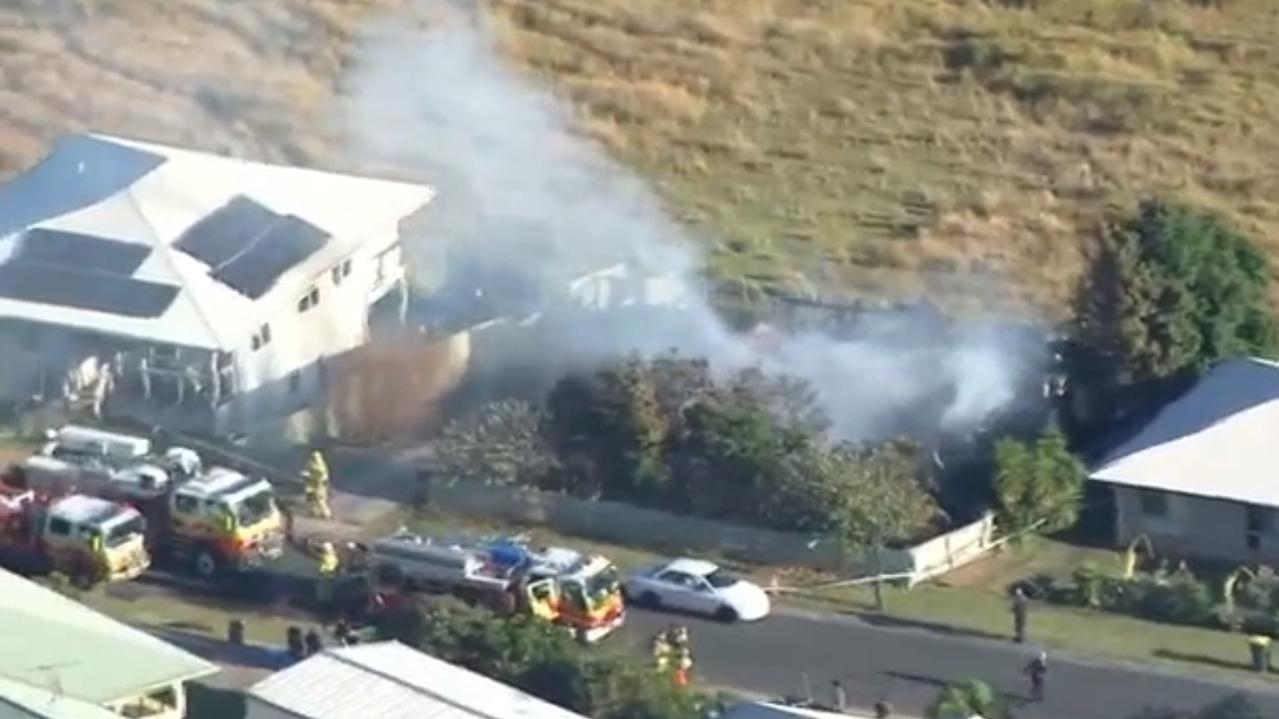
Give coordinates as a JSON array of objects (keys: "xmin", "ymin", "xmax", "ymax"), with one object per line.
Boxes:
[
  {"xmin": 0, "ymin": 485, "xmax": 150, "ymax": 586},
  {"xmin": 19, "ymin": 425, "xmax": 284, "ymax": 578},
  {"xmin": 367, "ymin": 531, "xmax": 626, "ymax": 642}
]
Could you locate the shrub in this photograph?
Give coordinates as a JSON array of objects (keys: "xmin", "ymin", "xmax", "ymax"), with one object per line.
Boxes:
[{"xmin": 1054, "ymin": 564, "xmax": 1218, "ymax": 628}]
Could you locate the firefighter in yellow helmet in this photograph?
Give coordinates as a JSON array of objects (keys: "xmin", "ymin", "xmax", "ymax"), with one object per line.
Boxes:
[
  {"xmin": 302, "ymin": 450, "xmax": 332, "ymax": 519},
  {"xmin": 315, "ymin": 541, "xmax": 340, "ymax": 606},
  {"xmin": 668, "ymin": 625, "xmax": 693, "ymax": 687},
  {"xmin": 651, "ymin": 631, "xmax": 672, "ymax": 672}
]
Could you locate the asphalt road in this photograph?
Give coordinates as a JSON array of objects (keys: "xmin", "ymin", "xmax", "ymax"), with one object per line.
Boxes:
[
  {"xmin": 615, "ymin": 605, "xmax": 1279, "ymax": 719},
  {"xmin": 99, "ymin": 561, "xmax": 1279, "ymax": 719}
]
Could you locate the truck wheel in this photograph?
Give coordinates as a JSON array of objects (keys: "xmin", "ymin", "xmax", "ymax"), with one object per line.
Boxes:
[
  {"xmin": 71, "ymin": 565, "xmax": 98, "ymax": 591},
  {"xmin": 194, "ymin": 551, "xmax": 220, "ymax": 579}
]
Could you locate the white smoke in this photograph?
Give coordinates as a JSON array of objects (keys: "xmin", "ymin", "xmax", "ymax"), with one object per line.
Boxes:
[{"xmin": 339, "ymin": 1, "xmax": 1033, "ymax": 441}]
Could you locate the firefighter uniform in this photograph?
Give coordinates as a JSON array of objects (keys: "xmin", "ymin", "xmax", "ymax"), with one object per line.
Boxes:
[
  {"xmin": 303, "ymin": 451, "xmax": 332, "ymax": 519},
  {"xmin": 651, "ymin": 633, "xmax": 672, "ymax": 671},
  {"xmin": 315, "ymin": 541, "xmax": 340, "ymax": 605},
  {"xmin": 668, "ymin": 626, "xmax": 693, "ymax": 686}
]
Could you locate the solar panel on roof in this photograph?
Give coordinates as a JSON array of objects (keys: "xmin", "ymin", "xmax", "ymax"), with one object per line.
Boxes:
[
  {"xmin": 175, "ymin": 195, "xmax": 280, "ymax": 268},
  {"xmin": 17, "ymin": 229, "xmax": 150, "ymax": 276},
  {"xmin": 0, "ymin": 262, "xmax": 179, "ymax": 318},
  {"xmin": 211, "ymin": 215, "xmax": 329, "ymax": 299}
]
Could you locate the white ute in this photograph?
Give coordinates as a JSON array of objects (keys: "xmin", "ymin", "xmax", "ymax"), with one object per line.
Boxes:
[{"xmin": 623, "ymin": 558, "xmax": 771, "ymax": 622}]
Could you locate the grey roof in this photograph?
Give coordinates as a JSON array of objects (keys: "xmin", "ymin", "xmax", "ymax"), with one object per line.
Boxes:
[
  {"xmin": 1091, "ymin": 357, "xmax": 1279, "ymax": 507},
  {"xmin": 247, "ymin": 641, "xmax": 588, "ymax": 719},
  {"xmin": 0, "ymin": 567, "xmax": 217, "ymax": 704}
]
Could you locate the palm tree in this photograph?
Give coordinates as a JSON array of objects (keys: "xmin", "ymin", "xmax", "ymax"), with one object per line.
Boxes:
[{"xmin": 926, "ymin": 679, "xmax": 1010, "ymax": 719}]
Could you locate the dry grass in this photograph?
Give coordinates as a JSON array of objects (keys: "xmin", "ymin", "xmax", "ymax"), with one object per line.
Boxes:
[
  {"xmin": 486, "ymin": 0, "xmax": 1279, "ymax": 315},
  {"xmin": 0, "ymin": 0, "xmax": 405, "ymax": 174},
  {"xmin": 1, "ymin": 0, "xmax": 1278, "ymax": 316}
]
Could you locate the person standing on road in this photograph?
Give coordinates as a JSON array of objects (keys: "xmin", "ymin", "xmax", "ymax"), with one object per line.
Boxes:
[
  {"xmin": 1024, "ymin": 651, "xmax": 1049, "ymax": 702},
  {"xmin": 302, "ymin": 449, "xmax": 332, "ymax": 519},
  {"xmin": 829, "ymin": 680, "xmax": 847, "ymax": 712},
  {"xmin": 1011, "ymin": 586, "xmax": 1029, "ymax": 643}
]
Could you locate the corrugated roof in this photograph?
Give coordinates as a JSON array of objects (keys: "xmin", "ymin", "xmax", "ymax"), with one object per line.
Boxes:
[
  {"xmin": 247, "ymin": 641, "xmax": 588, "ymax": 719},
  {"xmin": 721, "ymin": 702, "xmax": 890, "ymax": 719},
  {"xmin": 0, "ymin": 676, "xmax": 123, "ymax": 719},
  {"xmin": 0, "ymin": 567, "xmax": 217, "ymax": 705},
  {"xmin": 1091, "ymin": 357, "xmax": 1279, "ymax": 507},
  {"xmin": 0, "ymin": 133, "xmax": 434, "ymax": 350}
]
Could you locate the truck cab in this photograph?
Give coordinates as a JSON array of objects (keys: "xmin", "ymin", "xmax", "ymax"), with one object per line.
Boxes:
[
  {"xmin": 167, "ymin": 467, "xmax": 283, "ymax": 578},
  {"xmin": 0, "ymin": 490, "xmax": 150, "ymax": 585},
  {"xmin": 521, "ymin": 547, "xmax": 626, "ymax": 642}
]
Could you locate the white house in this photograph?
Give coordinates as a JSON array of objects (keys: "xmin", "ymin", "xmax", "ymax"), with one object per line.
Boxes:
[
  {"xmin": 0, "ymin": 133, "xmax": 433, "ymax": 435},
  {"xmin": 244, "ymin": 640, "xmax": 589, "ymax": 719},
  {"xmin": 1091, "ymin": 357, "xmax": 1279, "ymax": 562},
  {"xmin": 0, "ymin": 566, "xmax": 217, "ymax": 719}
]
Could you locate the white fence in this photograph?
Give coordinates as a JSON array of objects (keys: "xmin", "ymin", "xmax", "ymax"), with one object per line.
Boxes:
[{"xmin": 428, "ymin": 479, "xmax": 997, "ymax": 584}]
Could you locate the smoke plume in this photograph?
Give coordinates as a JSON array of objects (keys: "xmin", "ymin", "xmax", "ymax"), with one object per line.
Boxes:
[{"xmin": 339, "ymin": 1, "xmax": 1038, "ymax": 442}]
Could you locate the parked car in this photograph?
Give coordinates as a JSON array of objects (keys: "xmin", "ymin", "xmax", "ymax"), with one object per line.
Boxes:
[{"xmin": 623, "ymin": 558, "xmax": 771, "ymax": 622}]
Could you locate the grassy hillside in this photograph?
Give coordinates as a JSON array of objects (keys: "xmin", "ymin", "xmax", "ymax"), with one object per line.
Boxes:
[
  {"xmin": 487, "ymin": 0, "xmax": 1279, "ymax": 315},
  {"xmin": 1, "ymin": 0, "xmax": 1277, "ymax": 318},
  {"xmin": 0, "ymin": 0, "xmax": 397, "ymax": 173}
]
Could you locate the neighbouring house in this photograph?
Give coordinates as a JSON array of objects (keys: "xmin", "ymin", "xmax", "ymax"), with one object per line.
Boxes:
[
  {"xmin": 1090, "ymin": 357, "xmax": 1279, "ymax": 563},
  {"xmin": 0, "ymin": 133, "xmax": 433, "ymax": 437},
  {"xmin": 243, "ymin": 640, "xmax": 589, "ymax": 719},
  {"xmin": 0, "ymin": 566, "xmax": 217, "ymax": 719}
]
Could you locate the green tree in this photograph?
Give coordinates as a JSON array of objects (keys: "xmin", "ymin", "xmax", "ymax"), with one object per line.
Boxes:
[
  {"xmin": 826, "ymin": 440, "xmax": 940, "ymax": 609},
  {"xmin": 375, "ymin": 599, "xmax": 701, "ymax": 719},
  {"xmin": 431, "ymin": 400, "xmax": 560, "ymax": 487},
  {"xmin": 927, "ymin": 679, "xmax": 1011, "ymax": 719},
  {"xmin": 546, "ymin": 358, "xmax": 671, "ymax": 503},
  {"xmin": 1078, "ymin": 198, "xmax": 1275, "ymax": 385},
  {"xmin": 992, "ymin": 427, "xmax": 1086, "ymax": 538}
]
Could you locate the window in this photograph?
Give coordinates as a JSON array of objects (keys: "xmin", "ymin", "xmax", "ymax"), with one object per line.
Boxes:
[
  {"xmin": 297, "ymin": 286, "xmax": 321, "ymax": 313},
  {"xmin": 251, "ymin": 324, "xmax": 271, "ymax": 351},
  {"xmin": 331, "ymin": 259, "xmax": 352, "ymax": 285},
  {"xmin": 47, "ymin": 517, "xmax": 71, "ymax": 536},
  {"xmin": 658, "ymin": 570, "xmax": 695, "ymax": 588},
  {"xmin": 174, "ymin": 495, "xmax": 199, "ymax": 515},
  {"xmin": 288, "ymin": 370, "xmax": 301, "ymax": 394},
  {"xmin": 1138, "ymin": 490, "xmax": 1169, "ymax": 518},
  {"xmin": 1248, "ymin": 506, "xmax": 1274, "ymax": 533}
]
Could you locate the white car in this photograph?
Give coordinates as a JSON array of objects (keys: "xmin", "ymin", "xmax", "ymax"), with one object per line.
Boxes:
[{"xmin": 623, "ymin": 558, "xmax": 771, "ymax": 622}]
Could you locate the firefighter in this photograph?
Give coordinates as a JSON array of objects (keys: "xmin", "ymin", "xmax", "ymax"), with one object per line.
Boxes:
[
  {"xmin": 315, "ymin": 541, "xmax": 340, "ymax": 607},
  {"xmin": 668, "ymin": 625, "xmax": 693, "ymax": 686},
  {"xmin": 302, "ymin": 450, "xmax": 332, "ymax": 519},
  {"xmin": 651, "ymin": 631, "xmax": 672, "ymax": 672}
]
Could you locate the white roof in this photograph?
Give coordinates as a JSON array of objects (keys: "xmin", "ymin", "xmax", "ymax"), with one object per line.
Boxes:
[
  {"xmin": 247, "ymin": 641, "xmax": 588, "ymax": 719},
  {"xmin": 48, "ymin": 494, "xmax": 121, "ymax": 525},
  {"xmin": 0, "ymin": 133, "xmax": 433, "ymax": 350},
  {"xmin": 0, "ymin": 567, "xmax": 216, "ymax": 704},
  {"xmin": 1091, "ymin": 357, "xmax": 1279, "ymax": 507},
  {"xmin": 721, "ymin": 702, "xmax": 887, "ymax": 719},
  {"xmin": 0, "ymin": 675, "xmax": 124, "ymax": 719},
  {"xmin": 664, "ymin": 558, "xmax": 720, "ymax": 577},
  {"xmin": 179, "ymin": 467, "xmax": 258, "ymax": 499}
]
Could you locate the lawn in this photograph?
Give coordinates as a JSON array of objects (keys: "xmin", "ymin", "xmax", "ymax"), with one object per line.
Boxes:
[{"xmin": 786, "ymin": 538, "xmax": 1262, "ymax": 681}]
